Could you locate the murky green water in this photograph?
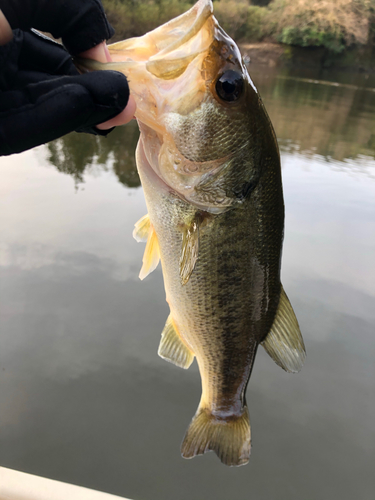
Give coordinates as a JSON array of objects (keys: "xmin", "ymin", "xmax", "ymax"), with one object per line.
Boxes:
[{"xmin": 1, "ymin": 65, "xmax": 374, "ymax": 500}]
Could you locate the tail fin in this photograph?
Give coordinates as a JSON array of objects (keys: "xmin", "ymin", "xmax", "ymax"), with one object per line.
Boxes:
[{"xmin": 181, "ymin": 405, "xmax": 251, "ymax": 467}]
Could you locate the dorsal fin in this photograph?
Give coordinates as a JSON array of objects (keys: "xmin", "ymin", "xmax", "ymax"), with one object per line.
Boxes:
[
  {"xmin": 158, "ymin": 314, "xmax": 195, "ymax": 369},
  {"xmin": 261, "ymin": 286, "xmax": 306, "ymax": 373}
]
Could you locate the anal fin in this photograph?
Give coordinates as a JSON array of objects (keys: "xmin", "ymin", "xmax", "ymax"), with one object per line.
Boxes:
[
  {"xmin": 261, "ymin": 285, "xmax": 306, "ymax": 373},
  {"xmin": 158, "ymin": 315, "xmax": 194, "ymax": 369}
]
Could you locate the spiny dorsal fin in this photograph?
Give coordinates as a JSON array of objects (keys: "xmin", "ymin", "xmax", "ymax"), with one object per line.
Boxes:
[
  {"xmin": 179, "ymin": 217, "xmax": 200, "ymax": 285},
  {"xmin": 133, "ymin": 214, "xmax": 151, "ymax": 242},
  {"xmin": 261, "ymin": 286, "xmax": 306, "ymax": 373},
  {"xmin": 181, "ymin": 404, "xmax": 251, "ymax": 467},
  {"xmin": 139, "ymin": 223, "xmax": 160, "ymax": 280},
  {"xmin": 158, "ymin": 314, "xmax": 194, "ymax": 369}
]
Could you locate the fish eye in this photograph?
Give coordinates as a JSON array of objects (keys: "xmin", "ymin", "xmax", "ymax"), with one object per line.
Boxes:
[{"xmin": 215, "ymin": 70, "xmax": 244, "ymax": 102}]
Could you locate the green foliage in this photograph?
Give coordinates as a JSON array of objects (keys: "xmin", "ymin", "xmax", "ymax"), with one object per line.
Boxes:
[
  {"xmin": 213, "ymin": 2, "xmax": 268, "ymax": 41},
  {"xmin": 278, "ymin": 26, "xmax": 346, "ymax": 54},
  {"xmin": 102, "ymin": 0, "xmax": 192, "ymax": 39},
  {"xmin": 103, "ymin": 0, "xmax": 269, "ymax": 42},
  {"xmin": 46, "ymin": 124, "xmax": 141, "ymax": 188},
  {"xmin": 102, "ymin": 0, "xmax": 375, "ymax": 53}
]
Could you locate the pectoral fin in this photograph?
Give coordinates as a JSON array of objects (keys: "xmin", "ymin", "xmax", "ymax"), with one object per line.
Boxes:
[
  {"xmin": 179, "ymin": 217, "xmax": 200, "ymax": 285},
  {"xmin": 158, "ymin": 315, "xmax": 194, "ymax": 369},
  {"xmin": 261, "ymin": 286, "xmax": 306, "ymax": 373},
  {"xmin": 137, "ymin": 220, "xmax": 160, "ymax": 280},
  {"xmin": 133, "ymin": 214, "xmax": 151, "ymax": 242}
]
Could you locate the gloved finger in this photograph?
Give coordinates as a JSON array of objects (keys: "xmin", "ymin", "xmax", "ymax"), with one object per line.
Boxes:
[
  {"xmin": 79, "ymin": 41, "xmax": 111, "ymax": 64},
  {"xmin": 1, "ymin": 0, "xmax": 115, "ymax": 55},
  {"xmin": 19, "ymin": 30, "xmax": 78, "ymax": 76},
  {"xmin": 96, "ymin": 94, "xmax": 136, "ymax": 130},
  {"xmin": 78, "ymin": 42, "xmax": 136, "ymax": 129},
  {"xmin": 0, "ymin": 30, "xmax": 78, "ymax": 92},
  {"xmin": 0, "ymin": 70, "xmax": 129, "ymax": 156}
]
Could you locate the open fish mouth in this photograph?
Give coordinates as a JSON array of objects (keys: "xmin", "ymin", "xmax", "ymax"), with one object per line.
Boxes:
[
  {"xmin": 109, "ymin": 0, "xmax": 214, "ymax": 73},
  {"xmin": 75, "ymin": 0, "xmax": 217, "ymax": 129},
  {"xmin": 75, "ymin": 0, "xmax": 248, "ymax": 211}
]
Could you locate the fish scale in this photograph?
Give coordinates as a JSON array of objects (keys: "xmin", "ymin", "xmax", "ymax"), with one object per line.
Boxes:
[{"xmin": 137, "ymin": 134, "xmax": 281, "ymax": 425}]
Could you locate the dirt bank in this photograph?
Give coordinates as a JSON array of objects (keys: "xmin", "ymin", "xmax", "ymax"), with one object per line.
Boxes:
[{"xmin": 239, "ymin": 42, "xmax": 375, "ymax": 73}]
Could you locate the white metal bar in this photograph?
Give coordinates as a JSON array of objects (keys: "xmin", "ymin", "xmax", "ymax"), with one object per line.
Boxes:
[{"xmin": 0, "ymin": 467, "xmax": 132, "ymax": 500}]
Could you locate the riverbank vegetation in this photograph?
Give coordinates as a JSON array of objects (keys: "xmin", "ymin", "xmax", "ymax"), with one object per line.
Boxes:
[{"xmin": 102, "ymin": 0, "xmax": 375, "ymax": 55}]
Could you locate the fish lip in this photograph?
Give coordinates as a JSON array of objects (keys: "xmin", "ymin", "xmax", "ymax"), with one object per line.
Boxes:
[
  {"xmin": 107, "ymin": 0, "xmax": 214, "ymax": 66},
  {"xmin": 147, "ymin": 0, "xmax": 214, "ymax": 61}
]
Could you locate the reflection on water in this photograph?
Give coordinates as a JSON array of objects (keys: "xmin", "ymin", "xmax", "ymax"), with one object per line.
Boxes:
[
  {"xmin": 46, "ymin": 122, "xmax": 141, "ymax": 188},
  {"xmin": 1, "ymin": 66, "xmax": 375, "ymax": 500},
  {"xmin": 44, "ymin": 67, "xmax": 375, "ymax": 188},
  {"xmin": 253, "ymin": 68, "xmax": 375, "ymax": 166}
]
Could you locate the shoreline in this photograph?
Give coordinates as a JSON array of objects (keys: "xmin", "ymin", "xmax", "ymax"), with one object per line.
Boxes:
[{"xmin": 239, "ymin": 42, "xmax": 375, "ymax": 73}]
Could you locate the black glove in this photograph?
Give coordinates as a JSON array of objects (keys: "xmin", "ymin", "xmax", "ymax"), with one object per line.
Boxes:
[
  {"xmin": 0, "ymin": 0, "xmax": 115, "ymax": 55},
  {"xmin": 0, "ymin": 0, "xmax": 130, "ymax": 156}
]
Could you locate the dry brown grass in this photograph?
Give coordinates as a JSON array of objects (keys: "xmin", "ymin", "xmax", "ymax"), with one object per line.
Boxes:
[{"xmin": 268, "ymin": 0, "xmax": 373, "ymax": 47}]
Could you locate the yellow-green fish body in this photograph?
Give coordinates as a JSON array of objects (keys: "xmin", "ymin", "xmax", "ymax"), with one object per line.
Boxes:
[{"xmin": 77, "ymin": 0, "xmax": 305, "ymax": 466}]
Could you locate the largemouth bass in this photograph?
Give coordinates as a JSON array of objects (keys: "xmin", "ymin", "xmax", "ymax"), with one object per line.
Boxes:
[{"xmin": 76, "ymin": 0, "xmax": 306, "ymax": 466}]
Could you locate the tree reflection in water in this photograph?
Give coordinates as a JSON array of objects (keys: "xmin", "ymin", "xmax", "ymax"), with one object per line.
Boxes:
[
  {"xmin": 46, "ymin": 120, "xmax": 141, "ymax": 188},
  {"xmin": 252, "ymin": 68, "xmax": 375, "ymax": 168},
  {"xmin": 45, "ymin": 69, "xmax": 375, "ymax": 187}
]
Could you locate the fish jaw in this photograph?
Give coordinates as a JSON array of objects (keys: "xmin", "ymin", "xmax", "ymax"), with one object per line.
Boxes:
[{"xmin": 107, "ymin": 0, "xmax": 216, "ymax": 127}]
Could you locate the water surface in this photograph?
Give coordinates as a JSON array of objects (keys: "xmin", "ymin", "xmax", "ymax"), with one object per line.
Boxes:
[{"xmin": 1, "ymin": 66, "xmax": 374, "ymax": 500}]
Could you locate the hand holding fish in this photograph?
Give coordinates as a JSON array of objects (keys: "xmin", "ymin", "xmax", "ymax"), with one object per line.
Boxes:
[{"xmin": 0, "ymin": 0, "xmax": 135, "ymax": 156}]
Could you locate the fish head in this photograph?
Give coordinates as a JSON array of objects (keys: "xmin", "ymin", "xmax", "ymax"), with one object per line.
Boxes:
[{"xmin": 79, "ymin": 0, "xmax": 277, "ymax": 213}]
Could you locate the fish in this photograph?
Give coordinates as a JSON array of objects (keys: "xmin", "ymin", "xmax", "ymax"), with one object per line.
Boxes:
[{"xmin": 75, "ymin": 0, "xmax": 306, "ymax": 466}]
